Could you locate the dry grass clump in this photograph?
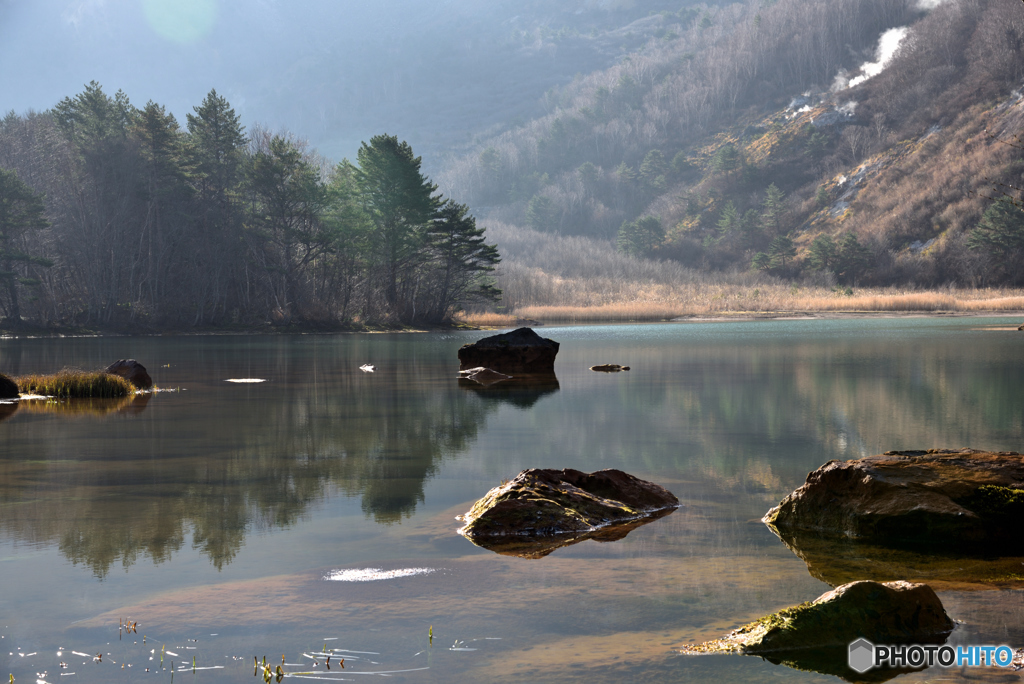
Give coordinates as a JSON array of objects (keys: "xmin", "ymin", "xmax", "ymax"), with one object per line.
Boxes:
[
  {"xmin": 454, "ymin": 311, "xmax": 520, "ymax": 327},
  {"xmin": 17, "ymin": 370, "xmax": 135, "ymax": 398}
]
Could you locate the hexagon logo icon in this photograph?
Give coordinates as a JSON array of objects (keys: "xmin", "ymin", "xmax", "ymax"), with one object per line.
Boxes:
[{"xmin": 848, "ymin": 638, "xmax": 875, "ymax": 673}]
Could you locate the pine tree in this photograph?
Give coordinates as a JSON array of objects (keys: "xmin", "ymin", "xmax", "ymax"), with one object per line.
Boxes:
[
  {"xmin": 968, "ymin": 197, "xmax": 1024, "ymax": 282},
  {"xmin": 421, "ymin": 200, "xmax": 501, "ymax": 322},
  {"xmin": 836, "ymin": 232, "xmax": 871, "ymax": 282},
  {"xmin": 767, "ymin": 234, "xmax": 796, "ymax": 268},
  {"xmin": 807, "ymin": 234, "xmax": 839, "ymax": 272},
  {"xmin": 760, "ymin": 183, "xmax": 786, "ymax": 235},
  {"xmin": 354, "ymin": 134, "xmax": 439, "ymax": 315}
]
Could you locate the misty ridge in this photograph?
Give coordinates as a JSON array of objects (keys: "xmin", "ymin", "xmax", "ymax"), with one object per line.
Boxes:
[{"xmin": 1, "ymin": 0, "xmax": 1024, "ymax": 332}]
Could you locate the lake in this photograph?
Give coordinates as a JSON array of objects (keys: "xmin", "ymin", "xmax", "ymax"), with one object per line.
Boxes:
[{"xmin": 1, "ymin": 318, "xmax": 1022, "ymax": 683}]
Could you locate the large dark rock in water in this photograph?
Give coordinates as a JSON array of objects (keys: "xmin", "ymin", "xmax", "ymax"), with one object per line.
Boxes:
[
  {"xmin": 682, "ymin": 581, "xmax": 954, "ymax": 682},
  {"xmin": 458, "ymin": 327, "xmax": 559, "ymax": 375},
  {"xmin": 105, "ymin": 359, "xmax": 152, "ymax": 389},
  {"xmin": 0, "ymin": 373, "xmax": 18, "ymax": 399},
  {"xmin": 457, "ymin": 468, "xmax": 679, "ymax": 557},
  {"xmin": 763, "ymin": 449, "xmax": 1024, "ymax": 549}
]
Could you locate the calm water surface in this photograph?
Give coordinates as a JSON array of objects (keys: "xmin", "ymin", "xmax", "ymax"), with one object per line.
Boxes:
[{"xmin": 1, "ymin": 318, "xmax": 1022, "ymax": 683}]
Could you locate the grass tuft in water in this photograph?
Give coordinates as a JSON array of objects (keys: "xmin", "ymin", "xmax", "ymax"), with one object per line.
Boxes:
[{"xmin": 17, "ymin": 370, "xmax": 135, "ymax": 398}]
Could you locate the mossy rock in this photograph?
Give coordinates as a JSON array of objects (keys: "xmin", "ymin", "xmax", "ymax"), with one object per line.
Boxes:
[
  {"xmin": 682, "ymin": 581, "xmax": 954, "ymax": 681},
  {"xmin": 458, "ymin": 468, "xmax": 679, "ymax": 556},
  {"xmin": 764, "ymin": 449, "xmax": 1024, "ymax": 550}
]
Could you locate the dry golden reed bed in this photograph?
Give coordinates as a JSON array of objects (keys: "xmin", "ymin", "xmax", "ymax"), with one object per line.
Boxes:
[
  {"xmin": 457, "ymin": 288, "xmax": 1024, "ymax": 326},
  {"xmin": 17, "ymin": 370, "xmax": 135, "ymax": 398}
]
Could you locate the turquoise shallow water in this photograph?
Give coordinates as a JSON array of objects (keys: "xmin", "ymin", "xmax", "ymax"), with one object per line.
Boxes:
[{"xmin": 0, "ymin": 318, "xmax": 1022, "ymax": 683}]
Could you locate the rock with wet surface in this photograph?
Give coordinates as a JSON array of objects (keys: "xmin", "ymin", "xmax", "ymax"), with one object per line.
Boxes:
[
  {"xmin": 457, "ymin": 468, "xmax": 679, "ymax": 551},
  {"xmin": 104, "ymin": 359, "xmax": 152, "ymax": 389},
  {"xmin": 458, "ymin": 327, "xmax": 559, "ymax": 375},
  {"xmin": 0, "ymin": 372, "xmax": 18, "ymax": 399},
  {"xmin": 684, "ymin": 580, "xmax": 953, "ymax": 654},
  {"xmin": 590, "ymin": 364, "xmax": 630, "ymax": 372},
  {"xmin": 682, "ymin": 581, "xmax": 954, "ymax": 682},
  {"xmin": 763, "ymin": 449, "xmax": 1024, "ymax": 549}
]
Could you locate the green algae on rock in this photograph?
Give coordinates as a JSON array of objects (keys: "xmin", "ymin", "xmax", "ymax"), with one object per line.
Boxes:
[
  {"xmin": 763, "ymin": 449, "xmax": 1024, "ymax": 549},
  {"xmin": 457, "ymin": 468, "xmax": 678, "ymax": 557},
  {"xmin": 682, "ymin": 581, "xmax": 954, "ymax": 682}
]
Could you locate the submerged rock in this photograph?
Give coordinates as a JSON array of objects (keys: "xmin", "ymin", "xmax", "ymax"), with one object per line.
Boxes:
[
  {"xmin": 0, "ymin": 372, "xmax": 18, "ymax": 399},
  {"xmin": 683, "ymin": 581, "xmax": 954, "ymax": 683},
  {"xmin": 105, "ymin": 359, "xmax": 152, "ymax": 389},
  {"xmin": 458, "ymin": 327, "xmax": 559, "ymax": 375},
  {"xmin": 457, "ymin": 366, "xmax": 512, "ymax": 386},
  {"xmin": 589, "ymin": 364, "xmax": 630, "ymax": 372},
  {"xmin": 457, "ymin": 468, "xmax": 679, "ymax": 557},
  {"xmin": 763, "ymin": 449, "xmax": 1024, "ymax": 549}
]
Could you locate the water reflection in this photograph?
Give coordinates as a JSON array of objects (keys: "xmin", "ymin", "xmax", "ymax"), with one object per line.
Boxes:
[
  {"xmin": 0, "ymin": 322, "xmax": 1022, "ymax": 587},
  {"xmin": 457, "ymin": 373, "xmax": 560, "ymax": 409},
  {"xmin": 770, "ymin": 527, "xmax": 1024, "ymax": 591},
  {"xmin": 0, "ymin": 353, "xmax": 502, "ymax": 577},
  {"xmin": 462, "ymin": 506, "xmax": 675, "ymax": 558}
]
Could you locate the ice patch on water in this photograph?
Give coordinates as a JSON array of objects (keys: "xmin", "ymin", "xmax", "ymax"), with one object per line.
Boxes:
[{"xmin": 324, "ymin": 568, "xmax": 436, "ymax": 582}]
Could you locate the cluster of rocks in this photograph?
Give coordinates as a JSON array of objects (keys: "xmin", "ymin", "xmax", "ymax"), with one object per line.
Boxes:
[{"xmin": 452, "ymin": 328, "xmax": 1021, "ymax": 679}]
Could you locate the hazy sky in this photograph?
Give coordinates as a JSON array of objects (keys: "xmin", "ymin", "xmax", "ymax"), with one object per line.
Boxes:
[{"xmin": 0, "ymin": 0, "xmax": 660, "ymax": 164}]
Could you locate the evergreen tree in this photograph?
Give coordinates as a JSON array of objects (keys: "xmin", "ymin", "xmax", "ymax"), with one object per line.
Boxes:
[
  {"xmin": 760, "ymin": 183, "xmax": 786, "ymax": 235},
  {"xmin": 751, "ymin": 251, "xmax": 771, "ymax": 271},
  {"xmin": 247, "ymin": 135, "xmax": 331, "ymax": 318},
  {"xmin": 807, "ymin": 234, "xmax": 839, "ymax": 272},
  {"xmin": 717, "ymin": 200, "xmax": 741, "ymax": 235},
  {"xmin": 0, "ymin": 168, "xmax": 50, "ymax": 323},
  {"xmin": 354, "ymin": 134, "xmax": 439, "ymax": 315},
  {"xmin": 767, "ymin": 234, "xmax": 796, "ymax": 268},
  {"xmin": 421, "ymin": 200, "xmax": 501, "ymax": 322},
  {"xmin": 638, "ymin": 149, "xmax": 667, "ymax": 194},
  {"xmin": 836, "ymin": 232, "xmax": 871, "ymax": 282},
  {"xmin": 712, "ymin": 143, "xmax": 740, "ymax": 173},
  {"xmin": 968, "ymin": 197, "xmax": 1024, "ymax": 282},
  {"xmin": 526, "ymin": 194, "xmax": 559, "ymax": 232},
  {"xmin": 617, "ymin": 216, "xmax": 664, "ymax": 257},
  {"xmin": 185, "ymin": 89, "xmax": 248, "ymax": 323}
]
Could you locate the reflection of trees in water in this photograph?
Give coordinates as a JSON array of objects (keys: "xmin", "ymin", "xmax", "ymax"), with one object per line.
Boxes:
[
  {"xmin": 503, "ymin": 337, "xmax": 1024, "ymax": 499},
  {"xmin": 0, "ymin": 353, "xmax": 552, "ymax": 576}
]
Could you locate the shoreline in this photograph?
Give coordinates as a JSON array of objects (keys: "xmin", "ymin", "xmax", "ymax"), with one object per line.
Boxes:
[{"xmin": 0, "ymin": 311, "xmax": 1020, "ymax": 338}]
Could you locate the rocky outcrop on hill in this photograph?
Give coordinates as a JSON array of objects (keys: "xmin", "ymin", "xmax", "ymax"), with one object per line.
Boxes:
[
  {"xmin": 458, "ymin": 328, "xmax": 559, "ymax": 375},
  {"xmin": 763, "ymin": 449, "xmax": 1024, "ymax": 548}
]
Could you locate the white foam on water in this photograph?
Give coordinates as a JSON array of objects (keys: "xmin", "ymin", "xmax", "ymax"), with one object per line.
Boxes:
[
  {"xmin": 224, "ymin": 379, "xmax": 266, "ymax": 384},
  {"xmin": 323, "ymin": 568, "xmax": 436, "ymax": 582}
]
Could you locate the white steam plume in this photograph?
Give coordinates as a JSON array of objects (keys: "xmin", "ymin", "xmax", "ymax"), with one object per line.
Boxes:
[{"xmin": 847, "ymin": 26, "xmax": 908, "ymax": 88}]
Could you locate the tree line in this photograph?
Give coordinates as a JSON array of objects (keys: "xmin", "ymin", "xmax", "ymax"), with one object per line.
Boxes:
[{"xmin": 0, "ymin": 83, "xmax": 500, "ymax": 329}]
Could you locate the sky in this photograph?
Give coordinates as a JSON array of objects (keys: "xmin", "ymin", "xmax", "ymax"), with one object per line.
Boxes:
[{"xmin": 0, "ymin": 0, "xmax": 659, "ymax": 164}]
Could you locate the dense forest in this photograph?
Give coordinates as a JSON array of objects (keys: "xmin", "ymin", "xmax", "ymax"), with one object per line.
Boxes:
[
  {"xmin": 0, "ymin": 85, "xmax": 500, "ymax": 329},
  {"xmin": 440, "ymin": 0, "xmax": 1024, "ymax": 288}
]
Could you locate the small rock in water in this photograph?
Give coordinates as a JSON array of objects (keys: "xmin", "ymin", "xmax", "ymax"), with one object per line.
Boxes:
[
  {"xmin": 105, "ymin": 359, "xmax": 153, "ymax": 388},
  {"xmin": 589, "ymin": 364, "xmax": 630, "ymax": 372}
]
